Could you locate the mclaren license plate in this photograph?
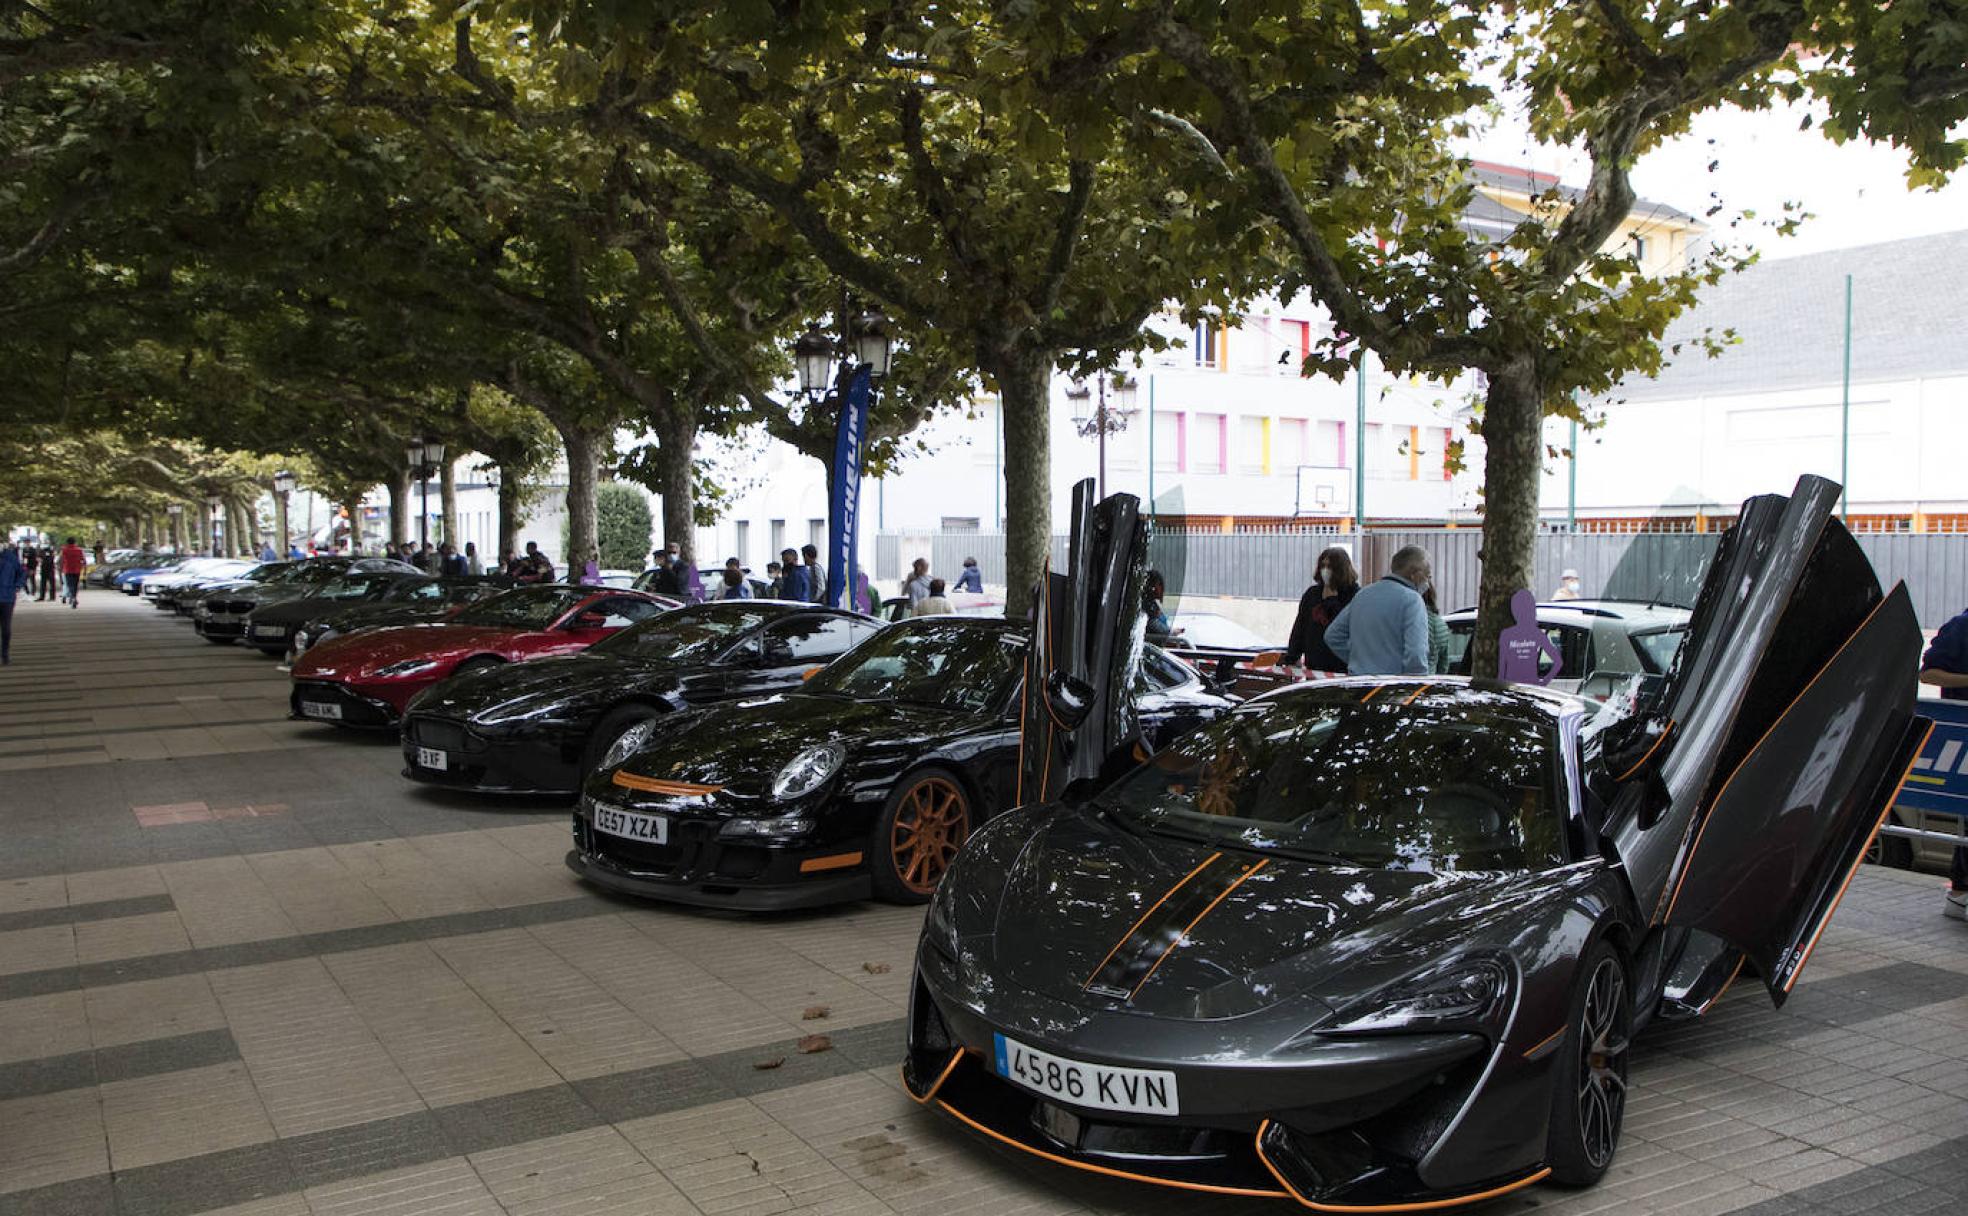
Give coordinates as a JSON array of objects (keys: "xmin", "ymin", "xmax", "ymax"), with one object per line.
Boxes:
[
  {"xmin": 415, "ymin": 747, "xmax": 447, "ymax": 771},
  {"xmin": 593, "ymin": 803, "xmax": 668, "ymax": 845},
  {"xmin": 994, "ymin": 1033, "xmax": 1179, "ymax": 1115},
  {"xmin": 300, "ymin": 701, "xmax": 343, "ymax": 721}
]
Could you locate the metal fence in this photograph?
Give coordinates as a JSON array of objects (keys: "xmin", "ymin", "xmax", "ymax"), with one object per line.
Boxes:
[{"xmin": 876, "ymin": 527, "xmax": 1968, "ymax": 629}]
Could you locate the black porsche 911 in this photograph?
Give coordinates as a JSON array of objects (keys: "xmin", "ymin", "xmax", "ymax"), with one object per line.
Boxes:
[
  {"xmin": 400, "ymin": 601, "xmax": 882, "ymax": 797},
  {"xmin": 904, "ymin": 473, "xmax": 1928, "ymax": 1210},
  {"xmin": 566, "ymin": 616, "xmax": 1236, "ymax": 911}
]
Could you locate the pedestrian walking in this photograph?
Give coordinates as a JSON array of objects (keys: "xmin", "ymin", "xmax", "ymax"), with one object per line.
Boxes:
[
  {"xmin": 914, "ymin": 578, "xmax": 954, "ymax": 616},
  {"xmin": 0, "ymin": 544, "xmax": 24, "ymax": 664},
  {"xmin": 1552, "ymin": 569, "xmax": 1582, "ymax": 601},
  {"xmin": 801, "ymin": 544, "xmax": 827, "ymax": 604},
  {"xmin": 779, "ymin": 549, "xmax": 811, "ymax": 601},
  {"xmin": 902, "ymin": 558, "xmax": 931, "ymax": 608},
  {"xmin": 18, "ymin": 545, "xmax": 34, "ymax": 598},
  {"xmin": 58, "ymin": 537, "xmax": 85, "ymax": 607},
  {"xmin": 93, "ymin": 540, "xmax": 106, "ymax": 567},
  {"xmin": 464, "ymin": 542, "xmax": 482, "ymax": 576},
  {"xmin": 259, "ymin": 541, "xmax": 277, "ymax": 562},
  {"xmin": 1282, "ymin": 546, "xmax": 1361, "ymax": 672},
  {"xmin": 1422, "ymin": 584, "xmax": 1452, "ymax": 675},
  {"xmin": 1918, "ymin": 605, "xmax": 1968, "ymax": 921},
  {"xmin": 1322, "ymin": 546, "xmax": 1431, "ymax": 676},
  {"xmin": 36, "ymin": 545, "xmax": 55, "ymax": 602},
  {"xmin": 954, "ymin": 557, "xmax": 983, "ymax": 594}
]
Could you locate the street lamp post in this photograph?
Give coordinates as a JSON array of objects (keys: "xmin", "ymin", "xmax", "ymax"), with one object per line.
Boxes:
[
  {"xmin": 404, "ymin": 439, "xmax": 444, "ymax": 558},
  {"xmin": 1070, "ymin": 371, "xmax": 1139, "ymax": 500},
  {"xmin": 272, "ymin": 469, "xmax": 297, "ymax": 559},
  {"xmin": 793, "ymin": 305, "xmax": 894, "ymax": 609},
  {"xmin": 204, "ymin": 495, "xmax": 224, "ymax": 556},
  {"xmin": 166, "ymin": 503, "xmax": 183, "ymax": 553}
]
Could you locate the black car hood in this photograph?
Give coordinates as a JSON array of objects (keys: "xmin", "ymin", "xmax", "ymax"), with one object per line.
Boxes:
[
  {"xmin": 613, "ymin": 694, "xmax": 976, "ymax": 799},
  {"xmin": 418, "ymin": 652, "xmax": 674, "ymax": 721},
  {"xmin": 975, "ymin": 806, "xmax": 1578, "ymax": 1021},
  {"xmin": 250, "ymin": 594, "xmax": 359, "ymax": 626}
]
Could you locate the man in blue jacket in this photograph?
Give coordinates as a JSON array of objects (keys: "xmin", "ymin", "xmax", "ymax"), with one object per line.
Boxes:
[
  {"xmin": 778, "ymin": 548, "xmax": 811, "ymax": 602},
  {"xmin": 1920, "ymin": 607, "xmax": 1968, "ymax": 921},
  {"xmin": 1323, "ymin": 546, "xmax": 1431, "ymax": 676}
]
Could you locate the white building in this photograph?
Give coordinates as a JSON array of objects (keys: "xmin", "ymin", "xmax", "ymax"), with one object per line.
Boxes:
[{"xmin": 1523, "ymin": 229, "xmax": 1968, "ymax": 532}]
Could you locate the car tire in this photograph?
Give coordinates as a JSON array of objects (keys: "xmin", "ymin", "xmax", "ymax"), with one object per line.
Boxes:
[
  {"xmin": 1546, "ymin": 939, "xmax": 1632, "ymax": 1187},
  {"xmin": 871, "ymin": 767, "xmax": 973, "ymax": 905},
  {"xmin": 581, "ymin": 705, "xmax": 662, "ymax": 780},
  {"xmin": 1865, "ymin": 819, "xmax": 1914, "ymax": 870}
]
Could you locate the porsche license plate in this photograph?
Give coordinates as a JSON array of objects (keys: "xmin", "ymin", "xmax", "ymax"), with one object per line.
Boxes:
[
  {"xmin": 300, "ymin": 701, "xmax": 343, "ymax": 721},
  {"xmin": 593, "ymin": 803, "xmax": 668, "ymax": 845},
  {"xmin": 253, "ymin": 625, "xmax": 284, "ymax": 639},
  {"xmin": 415, "ymin": 746, "xmax": 447, "ymax": 771},
  {"xmin": 994, "ymin": 1033, "xmax": 1178, "ymax": 1115}
]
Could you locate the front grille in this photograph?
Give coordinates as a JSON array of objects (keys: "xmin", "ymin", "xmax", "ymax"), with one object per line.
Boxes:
[
  {"xmin": 221, "ymin": 600, "xmax": 255, "ymax": 614},
  {"xmin": 589, "ymin": 816, "xmax": 715, "ymax": 875},
  {"xmin": 410, "ymin": 719, "xmax": 467, "ymax": 751}
]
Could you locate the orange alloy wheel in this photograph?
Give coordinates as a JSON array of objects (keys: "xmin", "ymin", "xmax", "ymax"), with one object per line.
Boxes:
[{"xmin": 890, "ymin": 776, "xmax": 971, "ymax": 895}]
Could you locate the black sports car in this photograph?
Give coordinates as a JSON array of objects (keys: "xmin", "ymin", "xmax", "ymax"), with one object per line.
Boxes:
[
  {"xmin": 566, "ymin": 616, "xmax": 1236, "ymax": 912},
  {"xmin": 400, "ymin": 601, "xmax": 882, "ymax": 797},
  {"xmin": 193, "ymin": 558, "xmax": 411, "ymax": 642},
  {"xmin": 285, "ymin": 575, "xmax": 507, "ymax": 661},
  {"xmin": 904, "ymin": 473, "xmax": 1928, "ymax": 1210}
]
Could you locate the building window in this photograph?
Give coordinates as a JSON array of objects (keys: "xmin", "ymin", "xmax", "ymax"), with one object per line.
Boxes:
[
  {"xmin": 1237, "ymin": 416, "xmax": 1268, "ymax": 475},
  {"xmin": 1315, "ymin": 419, "xmax": 1342, "ymax": 468},
  {"xmin": 734, "ymin": 521, "xmax": 750, "ymax": 566},
  {"xmin": 1280, "ymin": 320, "xmax": 1310, "ymax": 375},
  {"xmin": 1277, "ymin": 417, "xmax": 1309, "ymax": 469},
  {"xmin": 1192, "ymin": 323, "xmax": 1218, "ymax": 368},
  {"xmin": 1194, "ymin": 413, "xmax": 1227, "ymax": 473},
  {"xmin": 1153, "ymin": 412, "xmax": 1186, "ymax": 473},
  {"xmin": 1632, "ymin": 234, "xmax": 1649, "ymax": 262},
  {"xmin": 769, "ymin": 519, "xmax": 785, "ymax": 556},
  {"xmin": 1367, "ymin": 423, "xmax": 1404, "ymax": 480},
  {"xmin": 808, "ymin": 519, "xmax": 825, "ymax": 549}
]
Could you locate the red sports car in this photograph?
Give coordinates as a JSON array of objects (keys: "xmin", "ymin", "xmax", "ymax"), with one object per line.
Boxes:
[{"xmin": 290, "ymin": 584, "xmax": 679, "ymax": 728}]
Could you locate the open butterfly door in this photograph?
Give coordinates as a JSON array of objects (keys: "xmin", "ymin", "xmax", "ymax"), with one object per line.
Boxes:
[{"xmin": 1605, "ymin": 475, "xmax": 1930, "ymax": 1005}]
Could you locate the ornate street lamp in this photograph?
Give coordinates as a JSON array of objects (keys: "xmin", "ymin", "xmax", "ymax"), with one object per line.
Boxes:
[
  {"xmin": 848, "ymin": 308, "xmax": 895, "ymax": 378},
  {"xmin": 1071, "ymin": 371, "xmax": 1140, "ymax": 500},
  {"xmin": 794, "ymin": 327, "xmax": 837, "ymax": 401},
  {"xmin": 405, "ymin": 439, "xmax": 445, "ymax": 554},
  {"xmin": 271, "ymin": 470, "xmax": 297, "ymax": 559},
  {"xmin": 205, "ymin": 494, "xmax": 225, "ymax": 556}
]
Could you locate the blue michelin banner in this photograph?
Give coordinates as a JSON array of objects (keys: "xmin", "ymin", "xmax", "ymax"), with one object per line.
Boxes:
[{"xmin": 825, "ymin": 365, "xmax": 872, "ymax": 610}]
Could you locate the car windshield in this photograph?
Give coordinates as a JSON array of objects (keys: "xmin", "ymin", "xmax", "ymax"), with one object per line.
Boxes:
[
  {"xmin": 805, "ymin": 622, "xmax": 1023, "ymax": 713},
  {"xmin": 591, "ymin": 605, "xmax": 768, "ymax": 660},
  {"xmin": 315, "ymin": 575, "xmax": 394, "ymax": 601},
  {"xmin": 1099, "ymin": 689, "xmax": 1565, "ymax": 872},
  {"xmin": 449, "ymin": 587, "xmax": 585, "ymax": 629}
]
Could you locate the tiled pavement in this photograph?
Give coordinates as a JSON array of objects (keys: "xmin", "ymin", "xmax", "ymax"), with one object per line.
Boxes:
[{"xmin": 1, "ymin": 592, "xmax": 1965, "ymax": 1215}]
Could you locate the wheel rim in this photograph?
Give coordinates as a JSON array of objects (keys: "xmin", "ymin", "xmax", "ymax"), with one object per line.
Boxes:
[
  {"xmin": 1576, "ymin": 957, "xmax": 1630, "ymax": 1169},
  {"xmin": 890, "ymin": 777, "xmax": 970, "ymax": 895}
]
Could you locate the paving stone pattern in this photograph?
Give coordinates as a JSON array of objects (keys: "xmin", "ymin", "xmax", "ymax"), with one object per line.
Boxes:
[{"xmin": 2, "ymin": 592, "xmax": 1967, "ymax": 1215}]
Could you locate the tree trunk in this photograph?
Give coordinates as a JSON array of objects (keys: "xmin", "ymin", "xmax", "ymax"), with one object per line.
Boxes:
[
  {"xmin": 557, "ymin": 422, "xmax": 602, "ymax": 573},
  {"xmin": 495, "ymin": 466, "xmax": 524, "ymax": 568},
  {"xmin": 651, "ymin": 404, "xmax": 696, "ymax": 567},
  {"xmin": 1470, "ymin": 356, "xmax": 1546, "ymax": 679},
  {"xmin": 386, "ymin": 470, "xmax": 411, "ymax": 549},
  {"xmin": 988, "ymin": 351, "xmax": 1054, "ymax": 618},
  {"xmin": 439, "ymin": 457, "xmax": 459, "ymax": 548}
]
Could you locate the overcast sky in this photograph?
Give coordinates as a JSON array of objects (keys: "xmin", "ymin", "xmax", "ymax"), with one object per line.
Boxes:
[{"xmin": 1467, "ymin": 97, "xmax": 1968, "ymax": 261}]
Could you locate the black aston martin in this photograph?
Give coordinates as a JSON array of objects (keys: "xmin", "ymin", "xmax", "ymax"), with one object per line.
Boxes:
[
  {"xmin": 566, "ymin": 616, "xmax": 1237, "ymax": 912},
  {"xmin": 235, "ymin": 568, "xmax": 425, "ymax": 654},
  {"xmin": 904, "ymin": 474, "xmax": 1928, "ymax": 1209},
  {"xmin": 400, "ymin": 601, "xmax": 882, "ymax": 796}
]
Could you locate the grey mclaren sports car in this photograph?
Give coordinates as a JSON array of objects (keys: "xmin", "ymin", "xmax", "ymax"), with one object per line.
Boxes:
[{"xmin": 904, "ymin": 474, "xmax": 1928, "ymax": 1209}]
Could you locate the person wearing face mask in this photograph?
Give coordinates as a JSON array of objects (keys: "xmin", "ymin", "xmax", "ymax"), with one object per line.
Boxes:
[
  {"xmin": 1322, "ymin": 545, "xmax": 1432, "ymax": 676},
  {"xmin": 1282, "ymin": 545, "xmax": 1361, "ymax": 672}
]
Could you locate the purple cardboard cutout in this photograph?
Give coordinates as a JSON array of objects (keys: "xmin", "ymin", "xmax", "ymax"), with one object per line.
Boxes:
[{"xmin": 1497, "ymin": 588, "xmax": 1563, "ymax": 685}]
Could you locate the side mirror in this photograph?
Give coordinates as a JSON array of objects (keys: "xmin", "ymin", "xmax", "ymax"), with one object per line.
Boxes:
[{"xmin": 1044, "ymin": 670, "xmax": 1097, "ymax": 731}]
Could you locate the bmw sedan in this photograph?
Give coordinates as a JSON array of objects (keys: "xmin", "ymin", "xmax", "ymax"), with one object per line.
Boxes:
[{"xmin": 566, "ymin": 616, "xmax": 1236, "ymax": 912}]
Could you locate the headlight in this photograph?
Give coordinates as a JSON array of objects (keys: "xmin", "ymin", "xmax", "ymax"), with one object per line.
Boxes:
[
  {"xmin": 600, "ymin": 719, "xmax": 662, "ymax": 771},
  {"xmin": 771, "ymin": 744, "xmax": 845, "ymax": 801},
  {"xmin": 924, "ymin": 886, "xmax": 960, "ymax": 963},
  {"xmin": 1326, "ymin": 959, "xmax": 1513, "ymax": 1034},
  {"xmin": 717, "ymin": 816, "xmax": 815, "ymax": 841},
  {"xmin": 374, "ymin": 658, "xmax": 440, "ymax": 678}
]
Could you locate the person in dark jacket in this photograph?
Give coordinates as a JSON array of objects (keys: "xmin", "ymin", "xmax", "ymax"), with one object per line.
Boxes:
[
  {"xmin": 1920, "ymin": 606, "xmax": 1968, "ymax": 921},
  {"xmin": 778, "ymin": 549, "xmax": 811, "ymax": 601},
  {"xmin": 954, "ymin": 557, "xmax": 983, "ymax": 593},
  {"xmin": 0, "ymin": 545, "xmax": 25, "ymax": 663},
  {"xmin": 37, "ymin": 544, "xmax": 57, "ymax": 602},
  {"xmin": 1282, "ymin": 545, "xmax": 1360, "ymax": 671}
]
